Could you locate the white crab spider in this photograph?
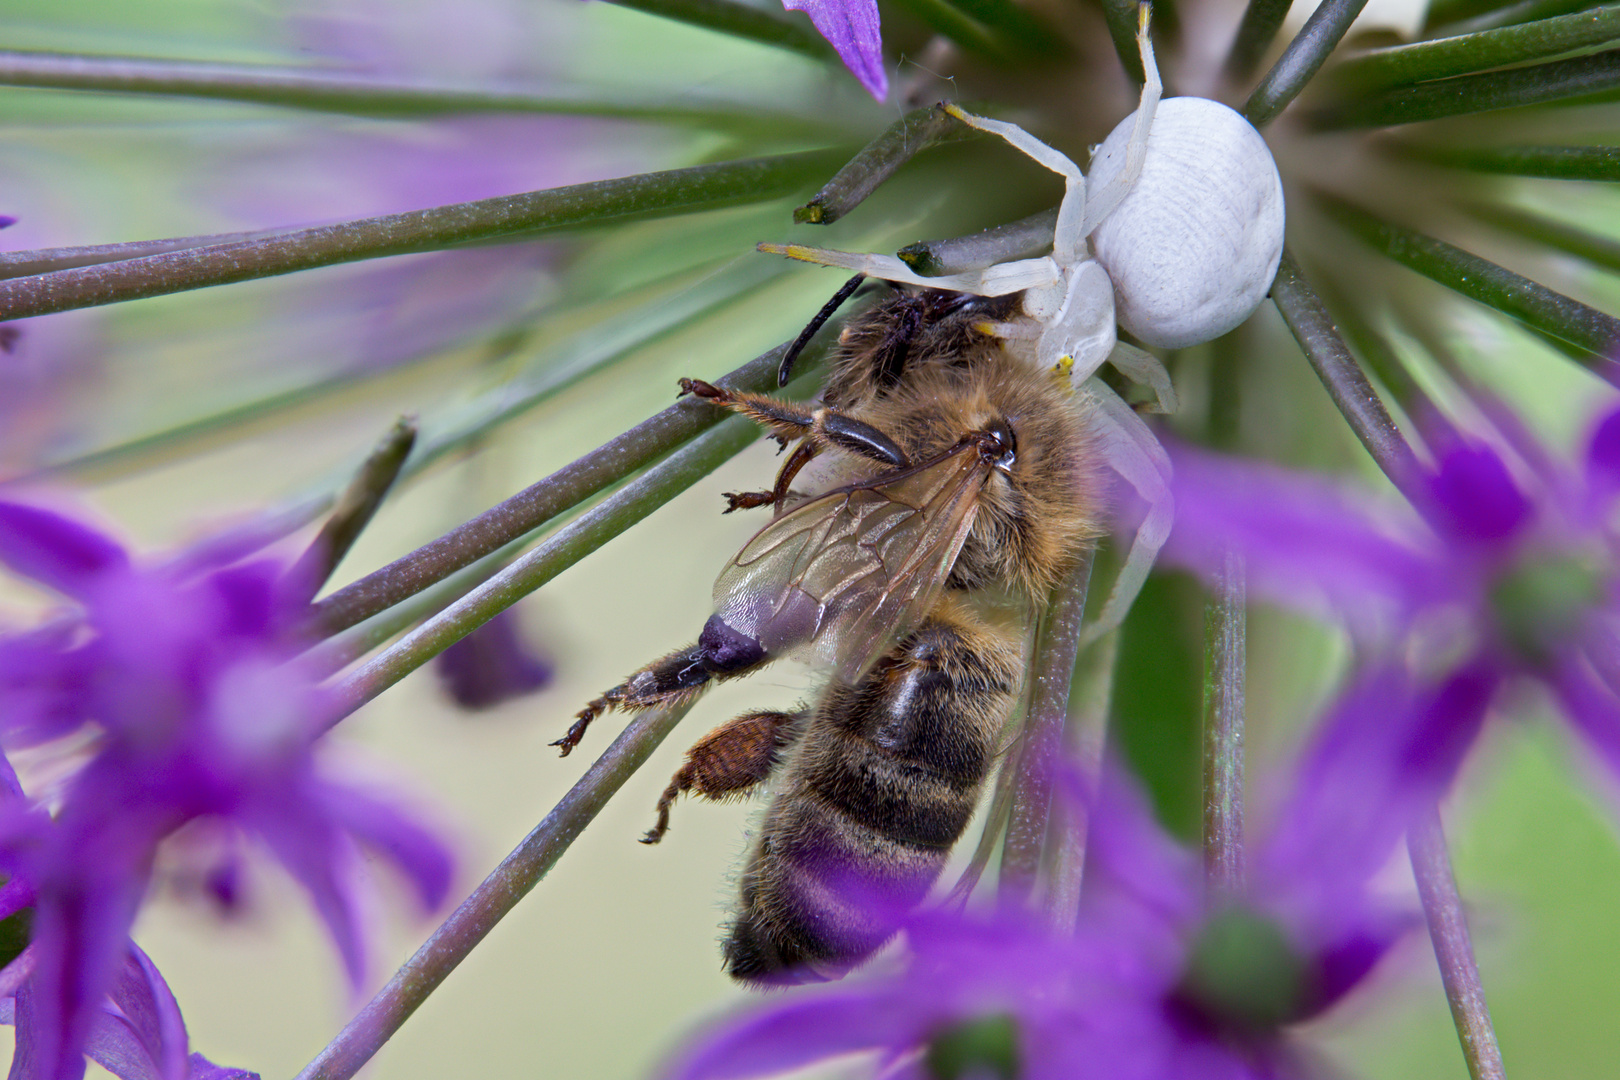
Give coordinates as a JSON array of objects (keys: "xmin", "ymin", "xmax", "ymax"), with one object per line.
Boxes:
[{"xmin": 759, "ymin": 4, "xmax": 1285, "ymax": 642}]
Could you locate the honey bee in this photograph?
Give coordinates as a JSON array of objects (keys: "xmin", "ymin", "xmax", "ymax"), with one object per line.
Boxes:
[{"xmin": 557, "ymin": 281, "xmax": 1104, "ymax": 983}]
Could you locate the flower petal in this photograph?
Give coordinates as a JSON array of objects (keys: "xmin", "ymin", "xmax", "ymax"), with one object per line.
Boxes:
[
  {"xmin": 23, "ymin": 875, "xmax": 148, "ymax": 1080},
  {"xmin": 318, "ymin": 783, "xmax": 454, "ymax": 913},
  {"xmin": 1550, "ymin": 655, "xmax": 1620, "ymax": 780},
  {"xmin": 1262, "ymin": 662, "xmax": 1496, "ymax": 930},
  {"xmin": 185, "ymin": 1053, "xmax": 260, "ymax": 1080},
  {"xmin": 252, "ymin": 804, "xmax": 366, "ymax": 987},
  {"xmin": 434, "ymin": 610, "xmax": 553, "ymax": 711},
  {"xmin": 667, "ymin": 991, "xmax": 907, "ymax": 1080},
  {"xmin": 1163, "ymin": 446, "xmax": 1449, "ymax": 632},
  {"xmin": 1423, "ymin": 444, "xmax": 1533, "ymax": 547},
  {"xmin": 104, "ymin": 945, "xmax": 188, "ymax": 1080},
  {"xmin": 1585, "ymin": 407, "xmax": 1620, "ymax": 509},
  {"xmin": 780, "ymin": 0, "xmax": 887, "ymax": 100},
  {"xmin": 0, "ymin": 502, "xmax": 128, "ymax": 601}
]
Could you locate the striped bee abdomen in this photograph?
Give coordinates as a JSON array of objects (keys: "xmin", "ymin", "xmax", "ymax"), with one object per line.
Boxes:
[{"xmin": 723, "ymin": 599, "xmax": 1021, "ymax": 983}]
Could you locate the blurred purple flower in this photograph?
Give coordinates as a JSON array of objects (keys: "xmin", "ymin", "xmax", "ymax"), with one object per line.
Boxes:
[
  {"xmin": 0, "ymin": 499, "xmax": 452, "ymax": 1080},
  {"xmin": 433, "ymin": 609, "xmax": 553, "ymax": 711},
  {"xmin": 781, "ymin": 0, "xmax": 888, "ymax": 100},
  {"xmin": 0, "ymin": 0, "xmax": 678, "ymax": 473},
  {"xmin": 1164, "ymin": 404, "xmax": 1620, "ymax": 805},
  {"xmin": 668, "ymin": 767, "xmax": 1404, "ymax": 1080},
  {"xmin": 0, "ymin": 941, "xmax": 260, "ymax": 1080}
]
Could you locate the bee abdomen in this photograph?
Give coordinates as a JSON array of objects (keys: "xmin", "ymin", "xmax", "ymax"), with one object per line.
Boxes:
[{"xmin": 724, "ymin": 607, "xmax": 1020, "ymax": 984}]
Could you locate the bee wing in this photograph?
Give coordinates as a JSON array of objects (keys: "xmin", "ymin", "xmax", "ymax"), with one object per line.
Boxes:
[{"xmin": 713, "ymin": 446, "xmax": 989, "ymax": 683}]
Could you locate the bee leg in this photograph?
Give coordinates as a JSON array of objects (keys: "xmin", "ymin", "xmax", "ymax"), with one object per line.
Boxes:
[
  {"xmin": 722, "ymin": 441, "xmax": 820, "ymax": 513},
  {"xmin": 721, "ymin": 490, "xmax": 778, "ymax": 513},
  {"xmin": 554, "ymin": 615, "xmax": 771, "ymax": 756},
  {"xmin": 678, "ymin": 379, "xmax": 910, "ymax": 469},
  {"xmin": 641, "ymin": 709, "xmax": 801, "ymax": 844}
]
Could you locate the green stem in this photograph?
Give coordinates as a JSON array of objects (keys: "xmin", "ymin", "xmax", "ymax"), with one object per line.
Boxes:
[
  {"xmin": 300, "ymin": 543, "xmax": 522, "ymax": 681},
  {"xmin": 323, "ymin": 416, "xmax": 761, "ymax": 719},
  {"xmin": 1315, "ymin": 192, "xmax": 1620, "ymax": 375},
  {"xmin": 0, "ymin": 226, "xmax": 294, "ymax": 280},
  {"xmin": 1428, "ymin": 0, "xmax": 1594, "ymax": 38},
  {"xmin": 0, "ymin": 151, "xmax": 838, "ymax": 322},
  {"xmin": 897, "ymin": 209, "xmax": 1057, "ymax": 276},
  {"xmin": 1333, "ymin": 5, "xmax": 1620, "ymax": 89},
  {"xmin": 1462, "ymin": 199, "xmax": 1620, "ymax": 272},
  {"xmin": 1270, "ymin": 249, "xmax": 1424, "ymax": 491},
  {"xmin": 307, "ymin": 340, "xmax": 797, "ymax": 637},
  {"xmin": 795, "ymin": 106, "xmax": 967, "ymax": 226},
  {"xmin": 1244, "ymin": 0, "xmax": 1370, "ymax": 125},
  {"xmin": 1313, "ymin": 48, "xmax": 1620, "ymax": 128},
  {"xmin": 291, "ymin": 698, "xmax": 695, "ymax": 1080},
  {"xmin": 1408, "ymin": 808, "xmax": 1508, "ymax": 1080},
  {"xmin": 1200, "ymin": 548, "xmax": 1246, "ymax": 901},
  {"xmin": 935, "ymin": 0, "xmax": 1070, "ymax": 57},
  {"xmin": 1405, "ymin": 143, "xmax": 1620, "ymax": 181},
  {"xmin": 1044, "ymin": 628, "xmax": 1118, "ymax": 933},
  {"xmin": 599, "ymin": 0, "xmax": 835, "ymax": 60},
  {"xmin": 287, "ymin": 417, "xmax": 416, "ymax": 604},
  {"xmin": 0, "ymin": 49, "xmax": 826, "ymax": 127},
  {"xmin": 1224, "ymin": 0, "xmax": 1297, "ymax": 80},
  {"xmin": 998, "ymin": 552, "xmax": 1094, "ymax": 902}
]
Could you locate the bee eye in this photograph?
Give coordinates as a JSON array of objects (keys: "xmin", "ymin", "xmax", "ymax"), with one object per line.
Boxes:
[{"xmin": 986, "ymin": 419, "xmax": 1017, "ymax": 471}]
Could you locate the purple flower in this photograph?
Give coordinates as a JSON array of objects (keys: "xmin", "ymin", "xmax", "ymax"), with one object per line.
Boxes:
[
  {"xmin": 1163, "ymin": 405, "xmax": 1620, "ymax": 810},
  {"xmin": 0, "ymin": 940, "xmax": 260, "ymax": 1080},
  {"xmin": 781, "ymin": 0, "xmax": 888, "ymax": 101},
  {"xmin": 0, "ymin": 499, "xmax": 453, "ymax": 1080},
  {"xmin": 667, "ymin": 767, "xmax": 1405, "ymax": 1080},
  {"xmin": 433, "ymin": 609, "xmax": 554, "ymax": 710}
]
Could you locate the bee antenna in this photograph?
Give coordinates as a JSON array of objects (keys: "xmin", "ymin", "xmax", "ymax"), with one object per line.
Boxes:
[{"xmin": 778, "ymin": 273, "xmax": 867, "ymax": 387}]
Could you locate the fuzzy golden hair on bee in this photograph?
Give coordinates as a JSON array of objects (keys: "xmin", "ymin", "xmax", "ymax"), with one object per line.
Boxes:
[{"xmin": 851, "ymin": 332, "xmax": 1105, "ymax": 601}]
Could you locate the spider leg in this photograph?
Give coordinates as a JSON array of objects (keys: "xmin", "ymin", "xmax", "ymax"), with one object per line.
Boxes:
[
  {"xmin": 1078, "ymin": 378, "xmax": 1173, "ymax": 648},
  {"xmin": 942, "ymin": 103, "xmax": 1088, "ymax": 268},
  {"xmin": 1105, "ymin": 341, "xmax": 1178, "ymax": 414},
  {"xmin": 757, "ymin": 243, "xmax": 1060, "ymax": 297},
  {"xmin": 1081, "ymin": 3, "xmax": 1164, "ymax": 234}
]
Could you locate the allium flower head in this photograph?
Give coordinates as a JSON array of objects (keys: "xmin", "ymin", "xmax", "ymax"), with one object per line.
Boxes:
[
  {"xmin": 0, "ymin": 499, "xmax": 453, "ymax": 1080},
  {"xmin": 1166, "ymin": 403, "xmax": 1620, "ymax": 825},
  {"xmin": 669, "ymin": 768, "xmax": 1405, "ymax": 1080}
]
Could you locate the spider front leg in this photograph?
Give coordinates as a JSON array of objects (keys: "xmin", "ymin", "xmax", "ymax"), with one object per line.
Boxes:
[
  {"xmin": 1079, "ymin": 3, "xmax": 1163, "ymax": 234},
  {"xmin": 755, "ymin": 244, "xmax": 1061, "ymax": 298},
  {"xmin": 1078, "ymin": 378, "xmax": 1174, "ymax": 648},
  {"xmin": 945, "ymin": 3, "xmax": 1160, "ymax": 256}
]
